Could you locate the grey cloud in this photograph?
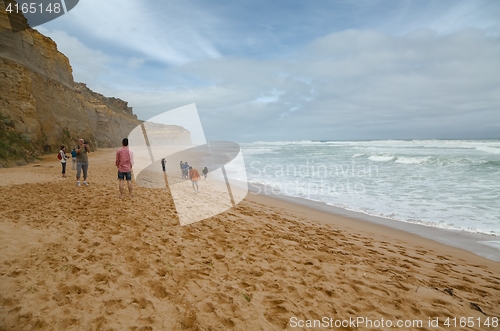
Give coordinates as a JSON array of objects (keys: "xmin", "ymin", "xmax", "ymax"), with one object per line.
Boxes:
[{"xmin": 78, "ymin": 28, "xmax": 500, "ymax": 142}]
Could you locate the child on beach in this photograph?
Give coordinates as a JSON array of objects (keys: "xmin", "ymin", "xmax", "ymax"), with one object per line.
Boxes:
[
  {"xmin": 71, "ymin": 148, "xmax": 77, "ymax": 170},
  {"xmin": 202, "ymin": 166, "xmax": 208, "ymax": 180},
  {"xmin": 189, "ymin": 166, "xmax": 200, "ymax": 192}
]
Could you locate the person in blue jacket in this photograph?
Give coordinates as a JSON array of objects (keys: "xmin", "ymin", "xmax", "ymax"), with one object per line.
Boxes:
[{"xmin": 71, "ymin": 147, "xmax": 77, "ymax": 170}]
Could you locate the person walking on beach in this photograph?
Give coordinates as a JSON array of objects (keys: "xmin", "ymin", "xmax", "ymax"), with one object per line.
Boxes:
[
  {"xmin": 59, "ymin": 146, "xmax": 68, "ymax": 178},
  {"xmin": 182, "ymin": 162, "xmax": 189, "ymax": 179},
  {"xmin": 70, "ymin": 148, "xmax": 77, "ymax": 170},
  {"xmin": 179, "ymin": 161, "xmax": 183, "ymax": 177},
  {"xmin": 161, "ymin": 158, "xmax": 166, "ymax": 172},
  {"xmin": 189, "ymin": 166, "xmax": 200, "ymax": 192},
  {"xmin": 116, "ymin": 138, "xmax": 134, "ymax": 199},
  {"xmin": 76, "ymin": 138, "xmax": 90, "ymax": 186},
  {"xmin": 202, "ymin": 166, "xmax": 208, "ymax": 180}
]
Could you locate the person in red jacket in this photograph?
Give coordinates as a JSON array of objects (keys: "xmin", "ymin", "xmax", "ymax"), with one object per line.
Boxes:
[
  {"xmin": 188, "ymin": 166, "xmax": 200, "ymax": 192},
  {"xmin": 116, "ymin": 138, "xmax": 134, "ymax": 198}
]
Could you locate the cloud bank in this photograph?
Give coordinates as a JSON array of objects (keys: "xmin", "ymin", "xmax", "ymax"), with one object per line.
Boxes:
[{"xmin": 38, "ymin": 0, "xmax": 500, "ymax": 141}]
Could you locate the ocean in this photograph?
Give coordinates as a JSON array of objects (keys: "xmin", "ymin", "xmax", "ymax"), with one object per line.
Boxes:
[{"xmin": 240, "ymin": 139, "xmax": 500, "ymax": 239}]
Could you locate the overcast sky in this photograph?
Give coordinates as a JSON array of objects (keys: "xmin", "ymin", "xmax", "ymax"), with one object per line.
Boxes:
[{"xmin": 36, "ymin": 0, "xmax": 500, "ymax": 142}]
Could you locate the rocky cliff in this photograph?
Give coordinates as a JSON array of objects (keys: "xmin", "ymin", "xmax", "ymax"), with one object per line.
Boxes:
[{"xmin": 0, "ymin": 2, "xmax": 190, "ymax": 165}]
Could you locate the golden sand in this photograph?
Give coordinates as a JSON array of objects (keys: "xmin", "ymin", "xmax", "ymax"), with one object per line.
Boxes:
[{"xmin": 0, "ymin": 149, "xmax": 499, "ymax": 330}]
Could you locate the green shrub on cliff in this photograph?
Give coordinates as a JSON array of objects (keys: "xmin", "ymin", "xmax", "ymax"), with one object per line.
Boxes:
[{"xmin": 0, "ymin": 113, "xmax": 38, "ymax": 166}]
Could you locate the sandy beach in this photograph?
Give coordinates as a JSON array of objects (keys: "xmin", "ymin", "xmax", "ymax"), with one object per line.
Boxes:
[{"xmin": 0, "ymin": 149, "xmax": 499, "ymax": 330}]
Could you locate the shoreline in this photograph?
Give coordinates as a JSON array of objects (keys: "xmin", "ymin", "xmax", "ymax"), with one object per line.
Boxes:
[
  {"xmin": 1, "ymin": 150, "xmax": 499, "ymax": 263},
  {"xmin": 246, "ymin": 183, "xmax": 500, "ymax": 263}
]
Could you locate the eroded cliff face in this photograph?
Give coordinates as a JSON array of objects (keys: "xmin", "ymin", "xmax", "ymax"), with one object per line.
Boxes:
[
  {"xmin": 0, "ymin": 4, "xmax": 139, "ymax": 157},
  {"xmin": 0, "ymin": 0, "xmax": 72, "ymax": 87},
  {"xmin": 0, "ymin": 3, "xmax": 190, "ymax": 165}
]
